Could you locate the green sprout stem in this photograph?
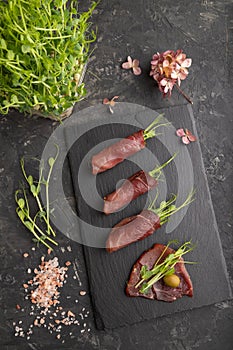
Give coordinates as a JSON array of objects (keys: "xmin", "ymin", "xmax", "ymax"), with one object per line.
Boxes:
[
  {"xmin": 45, "ymin": 145, "xmax": 59, "ymax": 236},
  {"xmin": 148, "ymin": 153, "xmax": 177, "ymax": 180},
  {"xmin": 143, "ymin": 114, "xmax": 171, "ymax": 141}
]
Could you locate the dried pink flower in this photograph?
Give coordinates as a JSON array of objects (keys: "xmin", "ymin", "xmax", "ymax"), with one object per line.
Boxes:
[
  {"xmin": 176, "ymin": 128, "xmax": 197, "ymax": 144},
  {"xmin": 150, "ymin": 50, "xmax": 192, "ymax": 102},
  {"xmin": 176, "ymin": 128, "xmax": 186, "ymax": 137},
  {"xmin": 122, "ymin": 56, "xmax": 142, "ymax": 75},
  {"xmin": 103, "ymin": 96, "xmax": 119, "ymax": 114}
]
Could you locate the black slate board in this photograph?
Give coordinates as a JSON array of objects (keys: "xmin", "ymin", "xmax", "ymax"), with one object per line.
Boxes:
[{"xmin": 65, "ymin": 103, "xmax": 232, "ymax": 329}]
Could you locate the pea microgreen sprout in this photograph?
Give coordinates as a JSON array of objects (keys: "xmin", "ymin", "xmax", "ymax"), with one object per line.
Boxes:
[
  {"xmin": 45, "ymin": 145, "xmax": 59, "ymax": 236},
  {"xmin": 148, "ymin": 189, "xmax": 195, "ymax": 226},
  {"xmin": 135, "ymin": 240, "xmax": 196, "ymax": 294},
  {"xmin": 148, "ymin": 152, "xmax": 177, "ymax": 181},
  {"xmin": 15, "ymin": 190, "xmax": 58, "ymax": 251},
  {"xmin": 143, "ymin": 114, "xmax": 171, "ymax": 140},
  {"xmin": 0, "ymin": 0, "xmax": 98, "ymax": 119},
  {"xmin": 15, "ymin": 146, "xmax": 59, "ymax": 250}
]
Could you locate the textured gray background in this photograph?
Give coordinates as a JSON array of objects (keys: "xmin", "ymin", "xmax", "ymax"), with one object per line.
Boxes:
[{"xmin": 1, "ymin": 0, "xmax": 233, "ymax": 349}]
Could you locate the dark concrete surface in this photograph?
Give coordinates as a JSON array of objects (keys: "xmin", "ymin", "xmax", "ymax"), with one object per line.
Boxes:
[{"xmin": 1, "ymin": 0, "xmax": 233, "ymax": 349}]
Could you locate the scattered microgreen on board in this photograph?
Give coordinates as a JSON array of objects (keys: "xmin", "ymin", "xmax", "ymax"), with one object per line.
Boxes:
[{"xmin": 0, "ymin": 0, "xmax": 98, "ymax": 120}]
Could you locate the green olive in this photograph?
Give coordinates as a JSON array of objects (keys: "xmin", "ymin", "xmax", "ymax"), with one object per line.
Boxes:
[{"xmin": 163, "ymin": 274, "xmax": 180, "ymax": 288}]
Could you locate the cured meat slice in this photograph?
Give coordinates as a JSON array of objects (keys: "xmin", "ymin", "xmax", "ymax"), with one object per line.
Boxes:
[
  {"xmin": 92, "ymin": 130, "xmax": 145, "ymax": 175},
  {"xmin": 103, "ymin": 170, "xmax": 157, "ymax": 215},
  {"xmin": 106, "ymin": 210, "xmax": 160, "ymax": 253},
  {"xmin": 126, "ymin": 243, "xmax": 193, "ymax": 302},
  {"xmin": 103, "ymin": 155, "xmax": 176, "ymax": 214},
  {"xmin": 106, "ymin": 192, "xmax": 194, "ymax": 253}
]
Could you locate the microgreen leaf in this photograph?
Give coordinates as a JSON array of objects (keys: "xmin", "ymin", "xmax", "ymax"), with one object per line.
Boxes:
[
  {"xmin": 24, "ymin": 221, "xmax": 34, "ymax": 232},
  {"xmin": 11, "ymin": 95, "xmax": 18, "ymax": 104},
  {"xmin": 0, "ymin": 38, "xmax": 7, "ymax": 50},
  {"xmin": 140, "ymin": 282, "xmax": 150, "ymax": 294},
  {"xmin": 27, "ymin": 175, "xmax": 33, "ymax": 186},
  {"xmin": 17, "ymin": 198, "xmax": 25, "ymax": 209},
  {"xmin": 48, "ymin": 157, "xmax": 55, "ymax": 167},
  {"xmin": 140, "ymin": 265, "xmax": 149, "ymax": 279},
  {"xmin": 30, "ymin": 184, "xmax": 37, "ymax": 196},
  {"xmin": 7, "ymin": 50, "xmax": 15, "ymax": 61},
  {"xmin": 17, "ymin": 210, "xmax": 25, "ymax": 221},
  {"xmin": 159, "ymin": 201, "xmax": 166, "ymax": 209},
  {"xmin": 21, "ymin": 45, "xmax": 31, "ymax": 54}
]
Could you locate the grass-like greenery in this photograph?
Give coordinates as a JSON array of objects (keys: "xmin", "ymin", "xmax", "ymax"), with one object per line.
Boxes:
[{"xmin": 0, "ymin": 0, "xmax": 98, "ymax": 120}]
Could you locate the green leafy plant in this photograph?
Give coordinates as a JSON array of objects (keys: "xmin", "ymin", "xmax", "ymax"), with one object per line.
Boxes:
[
  {"xmin": 15, "ymin": 146, "xmax": 59, "ymax": 250},
  {"xmin": 0, "ymin": 0, "xmax": 98, "ymax": 120}
]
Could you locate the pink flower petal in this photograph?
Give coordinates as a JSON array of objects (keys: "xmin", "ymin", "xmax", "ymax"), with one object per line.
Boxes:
[
  {"xmin": 181, "ymin": 58, "xmax": 192, "ymax": 68},
  {"xmin": 171, "ymin": 71, "xmax": 178, "ymax": 79},
  {"xmin": 176, "ymin": 128, "xmax": 186, "ymax": 137},
  {"xmin": 132, "ymin": 59, "xmax": 140, "ymax": 68},
  {"xmin": 159, "ymin": 66, "xmax": 164, "ymax": 75},
  {"xmin": 133, "ymin": 66, "xmax": 142, "ymax": 75},
  {"xmin": 182, "ymin": 136, "xmax": 190, "ymax": 144},
  {"xmin": 188, "ymin": 135, "xmax": 197, "ymax": 142},
  {"xmin": 179, "ymin": 71, "xmax": 188, "ymax": 80},
  {"xmin": 122, "ymin": 56, "xmax": 133, "ymax": 69},
  {"xmin": 175, "ymin": 49, "xmax": 183, "ymax": 57},
  {"xmin": 163, "ymin": 59, "xmax": 170, "ymax": 67},
  {"xmin": 160, "ymin": 78, "xmax": 168, "ymax": 86},
  {"xmin": 176, "ymin": 53, "xmax": 186, "ymax": 64},
  {"xmin": 163, "ymin": 50, "xmax": 173, "ymax": 56},
  {"xmin": 109, "ymin": 96, "xmax": 119, "ymax": 106},
  {"xmin": 122, "ymin": 62, "xmax": 132, "ymax": 69},
  {"xmin": 152, "ymin": 53, "xmax": 159, "ymax": 60},
  {"xmin": 168, "ymin": 80, "xmax": 175, "ymax": 90},
  {"xmin": 185, "ymin": 129, "xmax": 197, "ymax": 142},
  {"xmin": 111, "ymin": 95, "xmax": 119, "ymax": 102},
  {"xmin": 127, "ymin": 56, "xmax": 133, "ymax": 65}
]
